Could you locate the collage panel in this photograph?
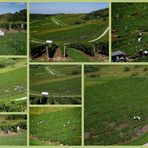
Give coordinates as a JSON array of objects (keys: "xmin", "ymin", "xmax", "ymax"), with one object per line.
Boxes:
[
  {"xmin": 29, "ymin": 107, "xmax": 81, "ymax": 146},
  {"xmin": 0, "ymin": 2, "xmax": 27, "ymax": 55},
  {"xmin": 84, "ymin": 65, "xmax": 148, "ymax": 145},
  {"xmin": 112, "ymin": 2, "xmax": 148, "ymax": 62},
  {"xmin": 0, "ymin": 114, "xmax": 27, "ymax": 146},
  {"xmin": 29, "ymin": 64, "xmax": 82, "ymax": 105},
  {"xmin": 0, "ymin": 58, "xmax": 27, "ymax": 112},
  {"xmin": 29, "ymin": 2, "xmax": 109, "ymax": 62}
]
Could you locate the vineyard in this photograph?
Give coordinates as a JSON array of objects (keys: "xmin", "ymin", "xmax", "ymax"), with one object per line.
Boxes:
[
  {"xmin": 0, "ymin": 58, "xmax": 27, "ymax": 112},
  {"xmin": 112, "ymin": 3, "xmax": 148, "ymax": 62},
  {"xmin": 0, "ymin": 115, "xmax": 27, "ymax": 145},
  {"xmin": 30, "ymin": 107, "xmax": 81, "ymax": 145},
  {"xmin": 30, "ymin": 6, "xmax": 109, "ymax": 62},
  {"xmin": 84, "ymin": 65, "xmax": 148, "ymax": 145},
  {"xmin": 30, "ymin": 65, "xmax": 81, "ymax": 104},
  {"xmin": 0, "ymin": 32, "xmax": 26, "ymax": 55},
  {"xmin": 0, "ymin": 7, "xmax": 27, "ymax": 55}
]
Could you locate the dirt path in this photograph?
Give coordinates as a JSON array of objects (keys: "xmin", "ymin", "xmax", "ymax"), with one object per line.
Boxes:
[
  {"xmin": 30, "ymin": 134, "xmax": 63, "ymax": 146},
  {"xmin": 52, "ymin": 48, "xmax": 64, "ymax": 61},
  {"xmin": 0, "ymin": 131, "xmax": 19, "ymax": 136},
  {"xmin": 89, "ymin": 26, "xmax": 109, "ymax": 43},
  {"xmin": 45, "ymin": 66, "xmax": 55, "ymax": 75},
  {"xmin": 51, "ymin": 17, "xmax": 60, "ymax": 25}
]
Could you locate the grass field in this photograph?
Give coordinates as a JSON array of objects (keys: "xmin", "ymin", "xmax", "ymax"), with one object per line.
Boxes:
[
  {"xmin": 0, "ymin": 58, "xmax": 27, "ymax": 112},
  {"xmin": 30, "ymin": 65, "xmax": 81, "ymax": 104},
  {"xmin": 0, "ymin": 32, "xmax": 27, "ymax": 55},
  {"xmin": 84, "ymin": 65, "xmax": 148, "ymax": 145},
  {"xmin": 0, "ymin": 115, "xmax": 27, "ymax": 145},
  {"xmin": 112, "ymin": 3, "xmax": 148, "ymax": 62},
  {"xmin": 30, "ymin": 3, "xmax": 109, "ymax": 62},
  {"xmin": 30, "ymin": 107, "xmax": 81, "ymax": 145}
]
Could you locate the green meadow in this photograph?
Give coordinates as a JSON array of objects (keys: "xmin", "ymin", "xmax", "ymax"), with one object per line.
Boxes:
[
  {"xmin": 30, "ymin": 107, "xmax": 81, "ymax": 146},
  {"xmin": 84, "ymin": 65, "xmax": 148, "ymax": 145},
  {"xmin": 0, "ymin": 58, "xmax": 27, "ymax": 112}
]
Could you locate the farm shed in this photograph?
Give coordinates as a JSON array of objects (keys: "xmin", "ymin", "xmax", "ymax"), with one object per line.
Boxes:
[
  {"xmin": 0, "ymin": 30, "xmax": 4, "ymax": 36},
  {"xmin": 112, "ymin": 50, "xmax": 127, "ymax": 62}
]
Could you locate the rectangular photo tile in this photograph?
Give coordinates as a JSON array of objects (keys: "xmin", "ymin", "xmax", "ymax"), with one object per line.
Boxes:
[
  {"xmin": 112, "ymin": 3, "xmax": 148, "ymax": 62},
  {"xmin": 0, "ymin": 2, "xmax": 27, "ymax": 55},
  {"xmin": 29, "ymin": 64, "xmax": 81, "ymax": 105},
  {"xmin": 29, "ymin": 2, "xmax": 109, "ymax": 62},
  {"xmin": 0, "ymin": 114, "xmax": 27, "ymax": 146},
  {"xmin": 84, "ymin": 65, "xmax": 148, "ymax": 145},
  {"xmin": 0, "ymin": 58, "xmax": 27, "ymax": 112},
  {"xmin": 29, "ymin": 107, "xmax": 81, "ymax": 146}
]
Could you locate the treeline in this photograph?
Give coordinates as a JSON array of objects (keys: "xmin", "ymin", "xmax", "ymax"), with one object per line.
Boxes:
[
  {"xmin": 84, "ymin": 8, "xmax": 109, "ymax": 20},
  {"xmin": 30, "ymin": 13, "xmax": 63, "ymax": 21},
  {"xmin": 8, "ymin": 9, "xmax": 27, "ymax": 22}
]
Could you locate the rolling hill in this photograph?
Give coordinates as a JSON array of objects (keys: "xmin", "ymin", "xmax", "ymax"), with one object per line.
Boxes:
[{"xmin": 30, "ymin": 8, "xmax": 109, "ymax": 62}]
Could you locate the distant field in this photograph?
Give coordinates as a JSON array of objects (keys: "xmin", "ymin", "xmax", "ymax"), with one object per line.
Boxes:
[
  {"xmin": 0, "ymin": 58, "xmax": 27, "ymax": 112},
  {"xmin": 84, "ymin": 65, "xmax": 148, "ymax": 145},
  {"xmin": 30, "ymin": 65, "xmax": 81, "ymax": 104},
  {"xmin": 0, "ymin": 32, "xmax": 27, "ymax": 55},
  {"xmin": 30, "ymin": 107, "xmax": 81, "ymax": 145}
]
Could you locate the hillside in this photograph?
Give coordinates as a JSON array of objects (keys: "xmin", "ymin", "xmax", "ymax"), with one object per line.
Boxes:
[
  {"xmin": 0, "ymin": 58, "xmax": 27, "ymax": 112},
  {"xmin": 84, "ymin": 65, "xmax": 148, "ymax": 145},
  {"xmin": 0, "ymin": 9, "xmax": 27, "ymax": 23},
  {"xmin": 30, "ymin": 107, "xmax": 81, "ymax": 145},
  {"xmin": 30, "ymin": 8, "xmax": 109, "ymax": 62},
  {"xmin": 112, "ymin": 3, "xmax": 148, "ymax": 62}
]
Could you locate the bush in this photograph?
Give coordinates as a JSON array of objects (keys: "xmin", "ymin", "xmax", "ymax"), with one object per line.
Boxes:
[
  {"xmin": 96, "ymin": 42, "xmax": 109, "ymax": 55},
  {"xmin": 68, "ymin": 43, "xmax": 95, "ymax": 56},
  {"xmin": 0, "ymin": 100, "xmax": 26, "ymax": 112},
  {"xmin": 84, "ymin": 65, "xmax": 99, "ymax": 73},
  {"xmin": 48, "ymin": 44, "xmax": 58, "ymax": 58},
  {"xmin": 30, "ymin": 42, "xmax": 46, "ymax": 58}
]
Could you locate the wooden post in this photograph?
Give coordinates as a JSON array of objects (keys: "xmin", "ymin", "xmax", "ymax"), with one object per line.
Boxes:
[
  {"xmin": 9, "ymin": 22, "xmax": 12, "ymax": 30},
  {"xmin": 46, "ymin": 45, "xmax": 50, "ymax": 60},
  {"xmin": 64, "ymin": 45, "xmax": 66, "ymax": 58}
]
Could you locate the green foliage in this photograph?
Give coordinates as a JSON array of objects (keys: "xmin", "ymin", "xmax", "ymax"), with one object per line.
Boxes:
[
  {"xmin": 68, "ymin": 43, "xmax": 95, "ymax": 56},
  {"xmin": 0, "ymin": 32, "xmax": 27, "ymax": 55},
  {"xmin": 112, "ymin": 3, "xmax": 148, "ymax": 61},
  {"xmin": 84, "ymin": 65, "xmax": 99, "ymax": 73},
  {"xmin": 84, "ymin": 65, "xmax": 148, "ymax": 145},
  {"xmin": 30, "ymin": 42, "xmax": 46, "ymax": 58},
  {"xmin": 30, "ymin": 108, "xmax": 81, "ymax": 145}
]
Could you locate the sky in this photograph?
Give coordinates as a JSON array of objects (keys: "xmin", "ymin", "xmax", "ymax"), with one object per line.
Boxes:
[
  {"xmin": 0, "ymin": 3, "xmax": 27, "ymax": 14},
  {"xmin": 30, "ymin": 2, "xmax": 109, "ymax": 14}
]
